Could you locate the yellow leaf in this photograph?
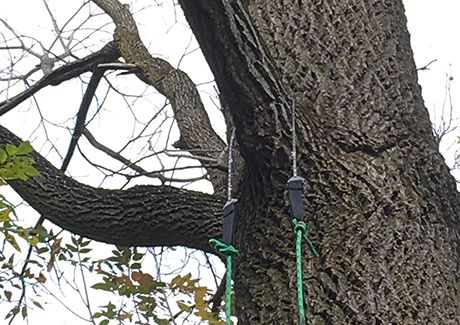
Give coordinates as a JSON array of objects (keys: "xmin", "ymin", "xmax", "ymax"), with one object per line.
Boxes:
[
  {"xmin": 170, "ymin": 275, "xmax": 181, "ymax": 287},
  {"xmin": 5, "ymin": 233, "xmax": 21, "ymax": 252},
  {"xmin": 27, "ymin": 236, "xmax": 39, "ymax": 246},
  {"xmin": 177, "ymin": 301, "xmax": 193, "ymax": 313},
  {"xmin": 0, "ymin": 208, "xmax": 11, "ymax": 222}
]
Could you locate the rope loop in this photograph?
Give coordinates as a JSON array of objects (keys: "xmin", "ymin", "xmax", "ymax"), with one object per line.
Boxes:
[
  {"xmin": 209, "ymin": 238, "xmax": 240, "ymax": 256},
  {"xmin": 292, "ymin": 219, "xmax": 319, "ymax": 258},
  {"xmin": 209, "ymin": 238, "xmax": 239, "ymax": 325},
  {"xmin": 293, "ymin": 218, "xmax": 307, "ymax": 235}
]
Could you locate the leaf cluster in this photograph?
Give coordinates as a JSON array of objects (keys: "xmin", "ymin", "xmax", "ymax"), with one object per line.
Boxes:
[
  {"xmin": 0, "ymin": 142, "xmax": 39, "ymax": 182},
  {"xmin": 92, "ymin": 247, "xmax": 225, "ymax": 325},
  {"xmin": 0, "ymin": 142, "xmax": 225, "ymax": 324}
]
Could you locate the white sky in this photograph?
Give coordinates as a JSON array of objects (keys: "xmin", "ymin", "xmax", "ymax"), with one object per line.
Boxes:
[
  {"xmin": 0, "ymin": 0, "xmax": 459, "ymax": 324},
  {"xmin": 405, "ymin": 0, "xmax": 460, "ymax": 176}
]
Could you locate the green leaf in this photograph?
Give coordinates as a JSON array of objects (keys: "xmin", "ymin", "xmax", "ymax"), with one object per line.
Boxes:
[
  {"xmin": 30, "ymin": 225, "xmax": 49, "ymax": 240},
  {"xmin": 153, "ymin": 315, "xmax": 169, "ymax": 325},
  {"xmin": 5, "ymin": 233, "xmax": 21, "ymax": 252},
  {"xmin": 99, "ymin": 320, "xmax": 109, "ymax": 325},
  {"xmin": 81, "ymin": 239, "xmax": 91, "ymax": 247},
  {"xmin": 0, "ymin": 149, "xmax": 7, "ymax": 164},
  {"xmin": 177, "ymin": 301, "xmax": 193, "ymax": 312},
  {"xmin": 36, "ymin": 247, "xmax": 49, "ymax": 254},
  {"xmin": 5, "ymin": 144, "xmax": 17, "ymax": 156},
  {"xmin": 27, "ymin": 236, "xmax": 39, "ymax": 246},
  {"xmin": 0, "ymin": 208, "xmax": 12, "ymax": 222},
  {"xmin": 132, "ymin": 252, "xmax": 144, "ymax": 261},
  {"xmin": 92, "ymin": 282, "xmax": 112, "ymax": 291},
  {"xmin": 21, "ymin": 306, "xmax": 27, "ymax": 319},
  {"xmin": 66, "ymin": 244, "xmax": 78, "ymax": 252},
  {"xmin": 130, "ymin": 262, "xmax": 141, "ymax": 270},
  {"xmin": 5, "ymin": 306, "xmax": 20, "ymax": 320},
  {"xmin": 16, "ymin": 141, "xmax": 33, "ymax": 155},
  {"xmin": 71, "ymin": 235, "xmax": 79, "ymax": 246},
  {"xmin": 24, "ymin": 166, "xmax": 40, "ymax": 177},
  {"xmin": 4, "ymin": 290, "xmax": 12, "ymax": 301},
  {"xmin": 93, "ymin": 312, "xmax": 103, "ymax": 319},
  {"xmin": 32, "ymin": 300, "xmax": 44, "ymax": 310}
]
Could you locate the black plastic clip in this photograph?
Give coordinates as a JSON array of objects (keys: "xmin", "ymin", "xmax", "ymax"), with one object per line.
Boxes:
[
  {"xmin": 287, "ymin": 176, "xmax": 305, "ymax": 222},
  {"xmin": 222, "ymin": 198, "xmax": 237, "ymax": 245}
]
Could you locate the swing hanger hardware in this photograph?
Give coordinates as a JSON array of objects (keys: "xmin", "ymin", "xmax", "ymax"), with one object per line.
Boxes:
[
  {"xmin": 288, "ymin": 100, "xmax": 319, "ymax": 325},
  {"xmin": 287, "ymin": 100, "xmax": 318, "ymax": 255},
  {"xmin": 209, "ymin": 127, "xmax": 239, "ymax": 325},
  {"xmin": 222, "ymin": 127, "xmax": 237, "ymax": 246}
]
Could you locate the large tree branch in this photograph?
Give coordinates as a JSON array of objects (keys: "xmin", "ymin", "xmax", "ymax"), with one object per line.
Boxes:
[
  {"xmin": 0, "ymin": 125, "xmax": 222, "ymax": 251},
  {"xmin": 91, "ymin": 0, "xmax": 230, "ymax": 192},
  {"xmin": 0, "ymin": 42, "xmax": 120, "ymax": 116}
]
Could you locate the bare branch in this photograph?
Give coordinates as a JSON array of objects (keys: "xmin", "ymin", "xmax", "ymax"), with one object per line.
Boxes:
[
  {"xmin": 417, "ymin": 59, "xmax": 438, "ymax": 71},
  {"xmin": 82, "ymin": 129, "xmax": 209, "ymax": 183},
  {"xmin": 0, "ymin": 42, "xmax": 119, "ymax": 116},
  {"xmin": 61, "ymin": 68, "xmax": 105, "ymax": 171}
]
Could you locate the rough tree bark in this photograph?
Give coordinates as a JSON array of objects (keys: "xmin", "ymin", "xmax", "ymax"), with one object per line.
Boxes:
[{"xmin": 0, "ymin": 0, "xmax": 459, "ymax": 324}]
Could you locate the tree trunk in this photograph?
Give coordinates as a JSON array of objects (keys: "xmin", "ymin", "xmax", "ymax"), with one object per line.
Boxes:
[
  {"xmin": 1, "ymin": 0, "xmax": 459, "ymax": 324},
  {"xmin": 179, "ymin": 0, "xmax": 460, "ymax": 323}
]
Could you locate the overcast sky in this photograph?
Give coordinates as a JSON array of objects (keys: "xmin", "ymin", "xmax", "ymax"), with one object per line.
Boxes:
[{"xmin": 405, "ymin": 0, "xmax": 459, "ymax": 176}]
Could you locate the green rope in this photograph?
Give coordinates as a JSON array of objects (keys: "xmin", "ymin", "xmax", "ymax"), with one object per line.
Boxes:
[
  {"xmin": 293, "ymin": 219, "xmax": 319, "ymax": 325},
  {"xmin": 209, "ymin": 238, "xmax": 239, "ymax": 325}
]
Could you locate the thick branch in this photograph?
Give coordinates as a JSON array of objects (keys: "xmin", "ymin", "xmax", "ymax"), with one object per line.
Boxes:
[
  {"xmin": 0, "ymin": 42, "xmax": 120, "ymax": 116},
  {"xmin": 0, "ymin": 125, "xmax": 222, "ymax": 251},
  {"xmin": 91, "ymin": 0, "xmax": 229, "ymax": 191}
]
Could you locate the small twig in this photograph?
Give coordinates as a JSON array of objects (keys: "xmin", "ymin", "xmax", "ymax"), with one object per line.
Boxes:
[
  {"xmin": 76, "ymin": 247, "xmax": 97, "ymax": 325},
  {"xmin": 417, "ymin": 59, "xmax": 437, "ymax": 71},
  {"xmin": 41, "ymin": 0, "xmax": 68, "ymax": 52},
  {"xmin": 164, "ymin": 150, "xmax": 220, "ymax": 165},
  {"xmin": 8, "ymin": 216, "xmax": 46, "ymax": 325},
  {"xmin": 82, "ymin": 129, "xmax": 209, "ymax": 183},
  {"xmin": 0, "ymin": 46, "xmax": 23, "ymax": 50},
  {"xmin": 97, "ymin": 62, "xmax": 137, "ymax": 70}
]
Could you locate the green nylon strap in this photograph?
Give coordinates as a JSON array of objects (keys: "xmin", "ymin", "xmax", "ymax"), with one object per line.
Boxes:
[
  {"xmin": 209, "ymin": 238, "xmax": 239, "ymax": 325},
  {"xmin": 292, "ymin": 219, "xmax": 319, "ymax": 325}
]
